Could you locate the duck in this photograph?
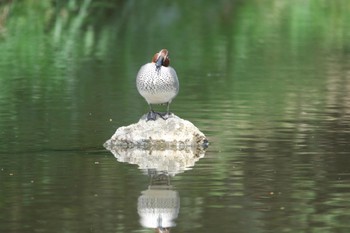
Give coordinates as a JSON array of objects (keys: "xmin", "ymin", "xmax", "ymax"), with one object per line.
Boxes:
[{"xmin": 136, "ymin": 49, "xmax": 179, "ymax": 121}]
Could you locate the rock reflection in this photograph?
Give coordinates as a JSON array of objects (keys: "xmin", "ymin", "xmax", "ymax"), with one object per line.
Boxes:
[
  {"xmin": 105, "ymin": 145, "xmax": 206, "ymax": 174},
  {"xmin": 138, "ymin": 170, "xmax": 179, "ymax": 232}
]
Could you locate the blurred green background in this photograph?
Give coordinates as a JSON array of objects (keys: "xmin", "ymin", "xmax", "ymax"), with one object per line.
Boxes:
[
  {"xmin": 1, "ymin": 0, "xmax": 349, "ymax": 152},
  {"xmin": 0, "ymin": 0, "xmax": 350, "ymax": 149}
]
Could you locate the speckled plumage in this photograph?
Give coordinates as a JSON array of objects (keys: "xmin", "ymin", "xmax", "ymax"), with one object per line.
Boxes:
[{"xmin": 136, "ymin": 63, "xmax": 179, "ymax": 105}]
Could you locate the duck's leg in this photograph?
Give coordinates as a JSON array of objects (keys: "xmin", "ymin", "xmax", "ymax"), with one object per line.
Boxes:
[
  {"xmin": 166, "ymin": 102, "xmax": 172, "ymax": 118},
  {"xmin": 146, "ymin": 104, "xmax": 157, "ymax": 121},
  {"xmin": 158, "ymin": 102, "xmax": 171, "ymax": 120}
]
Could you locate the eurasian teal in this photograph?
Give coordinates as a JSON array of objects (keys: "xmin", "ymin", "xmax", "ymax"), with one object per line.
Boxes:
[{"xmin": 136, "ymin": 49, "xmax": 179, "ymax": 121}]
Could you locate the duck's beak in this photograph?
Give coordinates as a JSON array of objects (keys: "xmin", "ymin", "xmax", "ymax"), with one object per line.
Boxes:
[
  {"xmin": 155, "ymin": 49, "xmax": 168, "ymax": 70},
  {"xmin": 155, "ymin": 54, "xmax": 165, "ymax": 70}
]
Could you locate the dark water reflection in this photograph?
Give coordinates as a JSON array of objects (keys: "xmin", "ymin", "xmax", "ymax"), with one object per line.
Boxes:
[{"xmin": 1, "ymin": 0, "xmax": 350, "ymax": 232}]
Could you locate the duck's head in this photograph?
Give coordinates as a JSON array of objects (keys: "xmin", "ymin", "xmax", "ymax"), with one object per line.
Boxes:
[{"xmin": 152, "ymin": 49, "xmax": 170, "ymax": 70}]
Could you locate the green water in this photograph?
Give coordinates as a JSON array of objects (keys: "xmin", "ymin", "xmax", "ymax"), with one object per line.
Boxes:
[{"xmin": 1, "ymin": 0, "xmax": 350, "ymax": 232}]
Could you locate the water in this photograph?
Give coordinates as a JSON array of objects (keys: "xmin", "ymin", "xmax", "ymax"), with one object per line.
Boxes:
[{"xmin": 1, "ymin": 1, "xmax": 350, "ymax": 232}]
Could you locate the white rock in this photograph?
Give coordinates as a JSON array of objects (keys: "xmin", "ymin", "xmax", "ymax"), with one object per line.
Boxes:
[
  {"xmin": 103, "ymin": 114, "xmax": 208, "ymax": 174},
  {"xmin": 104, "ymin": 114, "xmax": 208, "ymax": 149}
]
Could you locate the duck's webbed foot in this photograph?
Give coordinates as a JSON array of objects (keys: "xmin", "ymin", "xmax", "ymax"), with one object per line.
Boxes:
[
  {"xmin": 146, "ymin": 111, "xmax": 158, "ymax": 121},
  {"xmin": 157, "ymin": 112, "xmax": 172, "ymax": 120}
]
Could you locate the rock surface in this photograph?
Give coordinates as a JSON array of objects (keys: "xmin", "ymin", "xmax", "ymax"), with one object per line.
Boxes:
[
  {"xmin": 104, "ymin": 113, "xmax": 208, "ymax": 150},
  {"xmin": 103, "ymin": 114, "xmax": 208, "ymax": 174}
]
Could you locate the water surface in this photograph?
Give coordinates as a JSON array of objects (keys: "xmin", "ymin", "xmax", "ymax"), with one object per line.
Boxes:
[{"xmin": 1, "ymin": 1, "xmax": 350, "ymax": 232}]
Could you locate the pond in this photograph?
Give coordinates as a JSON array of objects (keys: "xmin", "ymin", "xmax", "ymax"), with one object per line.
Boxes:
[{"xmin": 1, "ymin": 1, "xmax": 350, "ymax": 232}]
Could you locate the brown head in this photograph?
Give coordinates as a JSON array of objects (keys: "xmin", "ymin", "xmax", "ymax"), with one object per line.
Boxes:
[{"xmin": 152, "ymin": 49, "xmax": 170, "ymax": 70}]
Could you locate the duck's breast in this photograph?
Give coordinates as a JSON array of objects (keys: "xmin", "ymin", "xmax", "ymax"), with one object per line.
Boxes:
[{"xmin": 136, "ymin": 63, "xmax": 179, "ymax": 104}]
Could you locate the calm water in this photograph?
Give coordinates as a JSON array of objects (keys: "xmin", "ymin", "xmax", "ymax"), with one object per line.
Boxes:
[{"xmin": 1, "ymin": 1, "xmax": 350, "ymax": 232}]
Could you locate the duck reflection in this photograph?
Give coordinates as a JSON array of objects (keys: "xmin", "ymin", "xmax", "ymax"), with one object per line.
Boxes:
[
  {"xmin": 138, "ymin": 170, "xmax": 179, "ymax": 232},
  {"xmin": 104, "ymin": 146, "xmax": 206, "ymax": 232}
]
